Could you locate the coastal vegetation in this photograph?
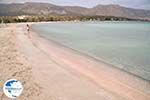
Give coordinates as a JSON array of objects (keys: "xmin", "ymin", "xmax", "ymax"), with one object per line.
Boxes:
[{"xmin": 0, "ymin": 15, "xmax": 142, "ymax": 23}]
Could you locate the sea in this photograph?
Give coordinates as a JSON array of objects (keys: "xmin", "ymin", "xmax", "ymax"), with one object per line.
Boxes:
[{"xmin": 32, "ymin": 21, "xmax": 150, "ymax": 81}]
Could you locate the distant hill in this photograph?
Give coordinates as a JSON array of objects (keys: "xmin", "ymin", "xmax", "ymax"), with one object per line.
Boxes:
[{"xmin": 0, "ymin": 2, "xmax": 150, "ymax": 20}]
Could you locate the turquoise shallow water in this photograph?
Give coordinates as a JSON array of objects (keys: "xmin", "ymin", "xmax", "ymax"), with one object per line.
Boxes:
[{"xmin": 32, "ymin": 21, "xmax": 150, "ymax": 80}]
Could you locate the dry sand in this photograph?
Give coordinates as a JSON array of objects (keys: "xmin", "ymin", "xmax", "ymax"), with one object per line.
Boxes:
[
  {"xmin": 0, "ymin": 24, "xmax": 41, "ymax": 100},
  {"xmin": 0, "ymin": 23, "xmax": 150, "ymax": 100}
]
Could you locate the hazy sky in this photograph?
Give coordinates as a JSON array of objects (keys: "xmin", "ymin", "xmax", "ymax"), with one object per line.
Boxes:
[{"xmin": 0, "ymin": 0, "xmax": 150, "ymax": 10}]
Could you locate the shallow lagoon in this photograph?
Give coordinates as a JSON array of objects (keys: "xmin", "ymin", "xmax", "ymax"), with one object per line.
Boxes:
[{"xmin": 32, "ymin": 21, "xmax": 150, "ymax": 80}]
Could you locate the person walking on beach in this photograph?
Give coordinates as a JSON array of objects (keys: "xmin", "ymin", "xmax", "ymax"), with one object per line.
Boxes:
[
  {"xmin": 27, "ymin": 24, "xmax": 30, "ymax": 32},
  {"xmin": 26, "ymin": 24, "xmax": 31, "ymax": 38}
]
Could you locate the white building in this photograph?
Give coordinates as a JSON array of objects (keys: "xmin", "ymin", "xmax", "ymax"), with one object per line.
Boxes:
[{"xmin": 18, "ymin": 15, "xmax": 29, "ymax": 19}]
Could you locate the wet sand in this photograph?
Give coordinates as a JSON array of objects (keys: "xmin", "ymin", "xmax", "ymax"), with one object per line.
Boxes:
[{"xmin": 0, "ymin": 23, "xmax": 150, "ymax": 100}]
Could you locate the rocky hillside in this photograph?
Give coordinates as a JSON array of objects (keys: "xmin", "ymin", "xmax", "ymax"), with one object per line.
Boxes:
[{"xmin": 0, "ymin": 2, "xmax": 150, "ymax": 19}]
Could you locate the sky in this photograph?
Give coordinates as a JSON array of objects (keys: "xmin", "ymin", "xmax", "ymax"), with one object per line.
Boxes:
[{"xmin": 0, "ymin": 0, "xmax": 150, "ymax": 10}]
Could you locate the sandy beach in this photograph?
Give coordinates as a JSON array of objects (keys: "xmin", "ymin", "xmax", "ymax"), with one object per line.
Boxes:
[
  {"xmin": 0, "ymin": 24, "xmax": 41, "ymax": 100},
  {"xmin": 0, "ymin": 23, "xmax": 149, "ymax": 100}
]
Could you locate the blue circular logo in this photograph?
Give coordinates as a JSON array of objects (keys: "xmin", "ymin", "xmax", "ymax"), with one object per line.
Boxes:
[{"xmin": 3, "ymin": 79, "xmax": 23, "ymax": 99}]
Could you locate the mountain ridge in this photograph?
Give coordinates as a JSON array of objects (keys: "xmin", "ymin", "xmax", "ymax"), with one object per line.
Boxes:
[{"xmin": 0, "ymin": 2, "xmax": 150, "ymax": 20}]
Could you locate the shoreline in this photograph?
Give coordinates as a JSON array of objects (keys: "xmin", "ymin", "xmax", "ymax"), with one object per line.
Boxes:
[
  {"xmin": 29, "ymin": 23, "xmax": 150, "ymax": 99},
  {"xmin": 31, "ymin": 22, "xmax": 149, "ymax": 82},
  {"xmin": 32, "ymin": 25, "xmax": 149, "ymax": 82},
  {"xmin": 0, "ymin": 22, "xmax": 149, "ymax": 100}
]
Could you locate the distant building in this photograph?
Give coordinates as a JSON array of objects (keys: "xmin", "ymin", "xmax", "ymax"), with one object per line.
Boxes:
[{"xmin": 18, "ymin": 15, "xmax": 29, "ymax": 19}]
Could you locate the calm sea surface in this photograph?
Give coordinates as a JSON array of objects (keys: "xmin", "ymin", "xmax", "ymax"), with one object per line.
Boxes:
[{"xmin": 32, "ymin": 21, "xmax": 150, "ymax": 80}]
